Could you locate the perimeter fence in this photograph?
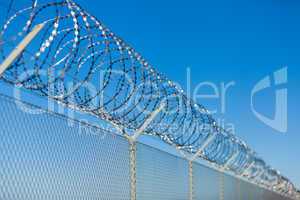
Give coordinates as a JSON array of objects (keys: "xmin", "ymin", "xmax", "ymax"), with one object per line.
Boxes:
[{"xmin": 0, "ymin": 93, "xmax": 293, "ymax": 200}]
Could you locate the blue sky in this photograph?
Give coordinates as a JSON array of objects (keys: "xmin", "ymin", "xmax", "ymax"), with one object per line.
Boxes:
[{"xmin": 73, "ymin": 0, "xmax": 300, "ymax": 187}]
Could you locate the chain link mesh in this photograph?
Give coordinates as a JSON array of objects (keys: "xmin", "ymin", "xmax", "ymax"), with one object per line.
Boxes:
[
  {"xmin": 136, "ymin": 143, "xmax": 189, "ymax": 200},
  {"xmin": 0, "ymin": 93, "xmax": 295, "ymax": 199},
  {"xmin": 0, "ymin": 94, "xmax": 131, "ymax": 200}
]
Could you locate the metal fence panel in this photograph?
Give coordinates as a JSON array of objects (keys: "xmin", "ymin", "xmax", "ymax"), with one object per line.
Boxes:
[
  {"xmin": 0, "ymin": 95, "xmax": 131, "ymax": 200},
  {"xmin": 224, "ymin": 174, "xmax": 239, "ymax": 200},
  {"xmin": 263, "ymin": 189, "xmax": 289, "ymax": 200},
  {"xmin": 193, "ymin": 163, "xmax": 220, "ymax": 200},
  {"xmin": 136, "ymin": 143, "xmax": 189, "ymax": 200},
  {"xmin": 240, "ymin": 180, "xmax": 251, "ymax": 200},
  {"xmin": 0, "ymin": 93, "xmax": 293, "ymax": 200}
]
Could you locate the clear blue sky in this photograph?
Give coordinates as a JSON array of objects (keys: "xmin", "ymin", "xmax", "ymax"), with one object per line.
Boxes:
[{"xmin": 74, "ymin": 0, "xmax": 300, "ymax": 187}]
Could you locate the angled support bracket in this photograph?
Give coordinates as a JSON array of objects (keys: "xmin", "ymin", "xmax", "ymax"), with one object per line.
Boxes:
[
  {"xmin": 0, "ymin": 23, "xmax": 45, "ymax": 77},
  {"xmin": 108, "ymin": 103, "xmax": 165, "ymax": 200},
  {"xmin": 181, "ymin": 132, "xmax": 218, "ymax": 200}
]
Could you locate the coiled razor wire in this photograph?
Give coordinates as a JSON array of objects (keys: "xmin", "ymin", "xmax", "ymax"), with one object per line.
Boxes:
[{"xmin": 0, "ymin": 0, "xmax": 298, "ymax": 198}]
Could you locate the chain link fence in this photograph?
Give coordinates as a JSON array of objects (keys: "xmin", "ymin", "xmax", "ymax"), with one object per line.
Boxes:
[{"xmin": 0, "ymin": 93, "xmax": 294, "ymax": 200}]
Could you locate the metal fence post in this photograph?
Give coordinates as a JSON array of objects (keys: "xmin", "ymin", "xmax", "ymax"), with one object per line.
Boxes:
[
  {"xmin": 189, "ymin": 161, "xmax": 194, "ymax": 200},
  {"xmin": 129, "ymin": 141, "xmax": 137, "ymax": 200},
  {"xmin": 181, "ymin": 132, "xmax": 219, "ymax": 200},
  {"xmin": 0, "ymin": 23, "xmax": 45, "ymax": 76},
  {"xmin": 219, "ymin": 172, "xmax": 225, "ymax": 200},
  {"xmin": 108, "ymin": 103, "xmax": 165, "ymax": 200}
]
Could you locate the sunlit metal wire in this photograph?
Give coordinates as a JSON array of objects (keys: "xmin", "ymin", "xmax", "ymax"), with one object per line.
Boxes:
[{"xmin": 0, "ymin": 0, "xmax": 298, "ymax": 198}]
